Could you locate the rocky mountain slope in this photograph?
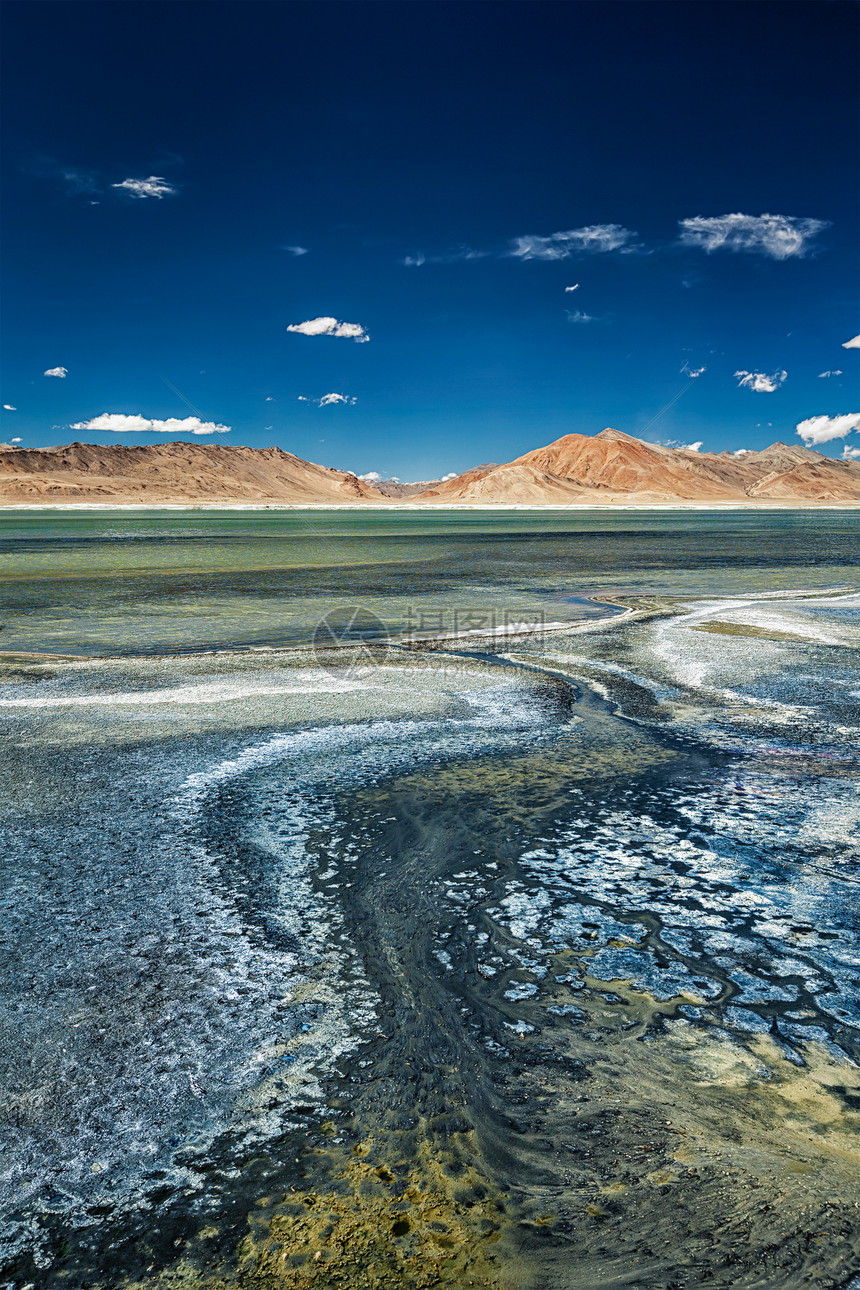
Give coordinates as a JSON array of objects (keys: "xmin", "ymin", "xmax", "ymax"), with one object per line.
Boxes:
[
  {"xmin": 0, "ymin": 441, "xmax": 381, "ymax": 504},
  {"xmin": 417, "ymin": 429, "xmax": 860, "ymax": 503},
  {"xmin": 1, "ymin": 431, "xmax": 857, "ymax": 505}
]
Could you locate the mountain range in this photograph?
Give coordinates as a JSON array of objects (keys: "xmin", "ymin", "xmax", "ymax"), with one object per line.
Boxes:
[{"xmin": 0, "ymin": 429, "xmax": 858, "ymax": 505}]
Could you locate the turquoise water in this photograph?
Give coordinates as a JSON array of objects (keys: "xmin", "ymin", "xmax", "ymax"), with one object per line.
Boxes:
[{"xmin": 1, "ymin": 508, "xmax": 857, "ymax": 655}]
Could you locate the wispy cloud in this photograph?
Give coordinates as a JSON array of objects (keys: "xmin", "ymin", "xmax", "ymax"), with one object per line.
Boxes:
[
  {"xmin": 818, "ymin": 370, "xmax": 843, "ymax": 378},
  {"xmin": 796, "ymin": 413, "xmax": 860, "ymax": 446},
  {"xmin": 44, "ymin": 366, "xmax": 68, "ymax": 379},
  {"xmin": 564, "ymin": 284, "xmax": 580, "ymax": 292},
  {"xmin": 401, "ymin": 247, "xmax": 488, "ymax": 267},
  {"xmin": 510, "ymin": 224, "xmax": 635, "ymax": 260},
  {"xmin": 112, "ymin": 176, "xmax": 177, "ymax": 199},
  {"xmin": 735, "ymin": 369, "xmax": 787, "ymax": 393},
  {"xmin": 29, "ymin": 158, "xmax": 101, "ymax": 197},
  {"xmin": 282, "ymin": 245, "xmax": 308, "ymax": 256},
  {"xmin": 58, "ymin": 166, "xmax": 100, "ymax": 196},
  {"xmin": 843, "ymin": 335, "xmax": 860, "ymax": 349},
  {"xmin": 679, "ymin": 213, "xmax": 828, "ymax": 259},
  {"xmin": 265, "ymin": 396, "xmax": 275, "ymax": 401},
  {"xmin": 566, "ymin": 310, "xmax": 594, "ymax": 324},
  {"xmin": 3, "ymin": 405, "xmax": 16, "ymax": 411},
  {"xmin": 299, "ymin": 393, "xmax": 358, "ymax": 407},
  {"xmin": 69, "ymin": 413, "xmax": 230, "ymax": 435},
  {"xmin": 680, "ymin": 362, "xmax": 706, "ymax": 378},
  {"xmin": 287, "ymin": 316, "xmax": 369, "ymax": 342},
  {"xmin": 842, "ymin": 445, "xmax": 860, "ymax": 460}
]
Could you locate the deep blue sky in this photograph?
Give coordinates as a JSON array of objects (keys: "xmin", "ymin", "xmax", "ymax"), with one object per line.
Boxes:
[{"xmin": 1, "ymin": 0, "xmax": 858, "ymax": 478}]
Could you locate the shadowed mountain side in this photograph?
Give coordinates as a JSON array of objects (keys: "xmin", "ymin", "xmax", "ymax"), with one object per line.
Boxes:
[
  {"xmin": 416, "ymin": 429, "xmax": 860, "ymax": 503},
  {"xmin": 0, "ymin": 441, "xmax": 382, "ymax": 504}
]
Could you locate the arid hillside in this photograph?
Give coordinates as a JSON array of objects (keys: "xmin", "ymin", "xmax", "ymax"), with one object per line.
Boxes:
[
  {"xmin": 417, "ymin": 429, "xmax": 860, "ymax": 504},
  {"xmin": 0, "ymin": 441, "xmax": 382, "ymax": 504},
  {"xmin": 1, "ymin": 431, "xmax": 858, "ymax": 505}
]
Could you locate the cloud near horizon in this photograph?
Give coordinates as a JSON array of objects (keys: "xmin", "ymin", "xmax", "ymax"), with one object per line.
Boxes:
[
  {"xmin": 843, "ymin": 445, "xmax": 860, "ymax": 460},
  {"xmin": 69, "ymin": 413, "xmax": 230, "ymax": 435},
  {"xmin": 735, "ymin": 369, "xmax": 787, "ymax": 393},
  {"xmin": 112, "ymin": 176, "xmax": 177, "ymax": 199},
  {"xmin": 510, "ymin": 223, "xmax": 635, "ymax": 260},
  {"xmin": 287, "ymin": 316, "xmax": 369, "ymax": 342},
  {"xmin": 44, "ymin": 367, "xmax": 68, "ymax": 378},
  {"xmin": 795, "ymin": 413, "xmax": 860, "ymax": 446},
  {"xmin": 679, "ymin": 213, "xmax": 828, "ymax": 259}
]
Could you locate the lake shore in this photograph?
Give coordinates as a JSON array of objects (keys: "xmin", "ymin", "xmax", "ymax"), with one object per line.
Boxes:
[{"xmin": 2, "ymin": 499, "xmax": 860, "ymax": 510}]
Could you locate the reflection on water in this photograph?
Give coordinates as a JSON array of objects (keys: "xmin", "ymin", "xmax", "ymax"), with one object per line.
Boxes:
[{"xmin": 0, "ymin": 511, "xmax": 858, "ymax": 1287}]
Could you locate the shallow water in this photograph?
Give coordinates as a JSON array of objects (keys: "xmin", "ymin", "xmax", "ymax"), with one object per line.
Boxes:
[
  {"xmin": 1, "ymin": 508, "xmax": 857, "ymax": 654},
  {"xmin": 0, "ymin": 511, "xmax": 858, "ymax": 1289}
]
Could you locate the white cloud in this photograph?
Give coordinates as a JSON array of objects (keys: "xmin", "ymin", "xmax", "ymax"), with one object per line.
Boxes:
[
  {"xmin": 662, "ymin": 438, "xmax": 704, "ymax": 451},
  {"xmin": 567, "ymin": 310, "xmax": 594, "ymax": 324},
  {"xmin": 734, "ymin": 448, "xmax": 753, "ymax": 456},
  {"xmin": 842, "ymin": 445, "xmax": 860, "ymax": 461},
  {"xmin": 679, "ymin": 213, "xmax": 828, "ymax": 259},
  {"xmin": 299, "ymin": 393, "xmax": 357, "ymax": 407},
  {"xmin": 318, "ymin": 393, "xmax": 357, "ymax": 407},
  {"xmin": 796, "ymin": 413, "xmax": 860, "ymax": 446},
  {"xmin": 681, "ymin": 362, "xmax": 706, "ymax": 378},
  {"xmin": 510, "ymin": 224, "xmax": 635, "ymax": 260},
  {"xmin": 818, "ymin": 370, "xmax": 843, "ymax": 378},
  {"xmin": 44, "ymin": 366, "xmax": 68, "ymax": 379},
  {"xmin": 564, "ymin": 284, "xmax": 580, "ymax": 292},
  {"xmin": 358, "ymin": 471, "xmax": 382, "ymax": 482},
  {"xmin": 3, "ymin": 405, "xmax": 16, "ymax": 411},
  {"xmin": 735, "ymin": 369, "xmax": 787, "ymax": 393},
  {"xmin": 282, "ymin": 245, "xmax": 308, "ymax": 256},
  {"xmin": 403, "ymin": 253, "xmax": 426, "ymax": 267},
  {"xmin": 112, "ymin": 176, "xmax": 176, "ymax": 199},
  {"xmin": 10, "ymin": 437, "xmax": 21, "ymax": 444},
  {"xmin": 287, "ymin": 316, "xmax": 369, "ymax": 342},
  {"xmin": 265, "ymin": 396, "xmax": 275, "ymax": 401},
  {"xmin": 440, "ymin": 471, "xmax": 458, "ymax": 481},
  {"xmin": 69, "ymin": 413, "xmax": 230, "ymax": 435},
  {"xmin": 843, "ymin": 336, "xmax": 860, "ymax": 349}
]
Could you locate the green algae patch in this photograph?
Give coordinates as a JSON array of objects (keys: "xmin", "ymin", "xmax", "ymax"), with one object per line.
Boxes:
[
  {"xmin": 128, "ymin": 1136, "xmax": 506, "ymax": 1290},
  {"xmin": 689, "ymin": 620, "xmax": 809, "ymax": 642},
  {"xmin": 238, "ymin": 1145, "xmax": 503, "ymax": 1289}
]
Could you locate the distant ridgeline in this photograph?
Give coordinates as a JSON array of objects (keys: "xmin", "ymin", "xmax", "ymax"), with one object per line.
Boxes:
[{"xmin": 0, "ymin": 430, "xmax": 858, "ymax": 504}]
